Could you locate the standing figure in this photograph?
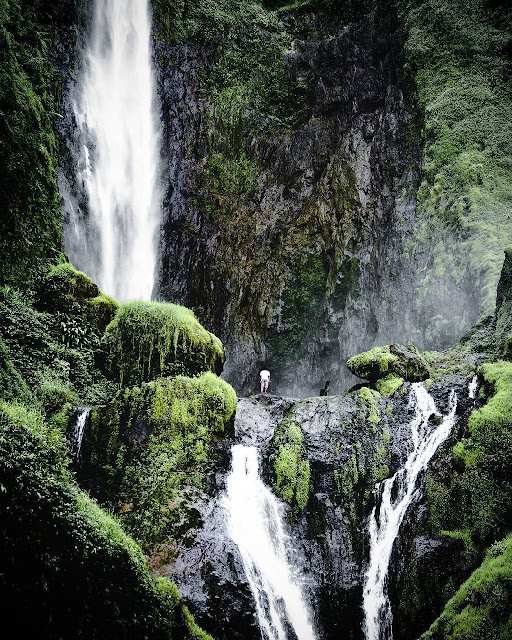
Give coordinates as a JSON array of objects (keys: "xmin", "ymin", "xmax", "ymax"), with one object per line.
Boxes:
[
  {"xmin": 259, "ymin": 369, "xmax": 271, "ymax": 393},
  {"xmin": 320, "ymin": 380, "xmax": 330, "ymax": 396}
]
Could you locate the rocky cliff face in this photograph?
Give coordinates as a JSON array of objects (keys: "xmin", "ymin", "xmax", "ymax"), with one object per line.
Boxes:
[
  {"xmin": 153, "ymin": 375, "xmax": 472, "ymax": 640},
  {"xmin": 153, "ymin": 1, "xmax": 488, "ymax": 398}
]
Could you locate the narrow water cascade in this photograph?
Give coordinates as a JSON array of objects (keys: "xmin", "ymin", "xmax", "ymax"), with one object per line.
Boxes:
[
  {"xmin": 63, "ymin": 0, "xmax": 162, "ymax": 301},
  {"xmin": 362, "ymin": 383, "xmax": 458, "ymax": 640},
  {"xmin": 468, "ymin": 375, "xmax": 478, "ymax": 399},
  {"xmin": 223, "ymin": 444, "xmax": 317, "ymax": 640},
  {"xmin": 67, "ymin": 406, "xmax": 91, "ymax": 461}
]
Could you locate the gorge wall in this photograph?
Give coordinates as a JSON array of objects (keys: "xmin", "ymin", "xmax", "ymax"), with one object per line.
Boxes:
[{"xmin": 151, "ymin": 0, "xmax": 511, "ymax": 397}]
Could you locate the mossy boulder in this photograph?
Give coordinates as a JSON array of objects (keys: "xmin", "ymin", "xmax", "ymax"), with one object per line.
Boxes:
[
  {"xmin": 103, "ymin": 300, "xmax": 225, "ymax": 386},
  {"xmin": 84, "ymin": 372, "xmax": 237, "ymax": 548},
  {"xmin": 347, "ymin": 344, "xmax": 430, "ymax": 383},
  {"xmin": 39, "ymin": 262, "xmax": 119, "ymax": 332}
]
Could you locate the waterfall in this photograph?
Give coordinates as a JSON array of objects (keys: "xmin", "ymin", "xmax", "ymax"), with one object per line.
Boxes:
[
  {"xmin": 362, "ymin": 383, "xmax": 457, "ymax": 640},
  {"xmin": 223, "ymin": 444, "xmax": 317, "ymax": 640},
  {"xmin": 63, "ymin": 0, "xmax": 162, "ymax": 301},
  {"xmin": 67, "ymin": 407, "xmax": 91, "ymax": 460},
  {"xmin": 468, "ymin": 375, "xmax": 478, "ymax": 399}
]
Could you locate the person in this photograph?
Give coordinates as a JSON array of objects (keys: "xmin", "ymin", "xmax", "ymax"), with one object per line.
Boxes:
[
  {"xmin": 259, "ymin": 368, "xmax": 271, "ymax": 393},
  {"xmin": 320, "ymin": 380, "xmax": 330, "ymax": 396}
]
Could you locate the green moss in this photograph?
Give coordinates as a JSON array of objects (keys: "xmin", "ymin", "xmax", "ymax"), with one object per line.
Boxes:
[
  {"xmin": 347, "ymin": 346, "xmax": 399, "ymax": 381},
  {"xmin": 103, "ymin": 300, "xmax": 225, "ymax": 386},
  {"xmin": 0, "ymin": 0, "xmax": 70, "ymax": 287},
  {"xmin": 0, "ymin": 399, "xmax": 210, "ymax": 638},
  {"xmin": 359, "ymin": 387, "xmax": 381, "ymax": 425},
  {"xmin": 375, "ymin": 374, "xmax": 404, "ymax": 396},
  {"xmin": 469, "ymin": 361, "xmax": 512, "ymax": 436},
  {"xmin": 425, "ymin": 359, "xmax": 512, "ymax": 551},
  {"xmin": 0, "ymin": 283, "xmax": 117, "ymax": 409},
  {"xmin": 86, "ymin": 373, "xmax": 236, "ymax": 549},
  {"xmin": 270, "ymin": 417, "xmax": 311, "ymax": 514},
  {"xmin": 40, "ymin": 262, "xmax": 119, "ymax": 332},
  {"xmin": 421, "ymin": 534, "xmax": 512, "ymax": 640},
  {"xmin": 398, "ymin": 0, "xmax": 512, "ymax": 318},
  {"xmin": 347, "ymin": 344, "xmax": 429, "ymax": 382}
]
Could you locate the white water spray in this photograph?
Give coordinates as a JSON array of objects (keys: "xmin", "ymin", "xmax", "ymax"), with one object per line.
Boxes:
[
  {"xmin": 223, "ymin": 445, "xmax": 316, "ymax": 640},
  {"xmin": 63, "ymin": 0, "xmax": 162, "ymax": 301},
  {"xmin": 67, "ymin": 407, "xmax": 91, "ymax": 460},
  {"xmin": 363, "ymin": 384, "xmax": 457, "ymax": 640}
]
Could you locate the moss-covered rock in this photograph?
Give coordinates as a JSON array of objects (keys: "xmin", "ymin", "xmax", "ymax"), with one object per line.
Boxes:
[
  {"xmin": 39, "ymin": 262, "xmax": 119, "ymax": 332},
  {"xmin": 269, "ymin": 417, "xmax": 311, "ymax": 515},
  {"xmin": 83, "ymin": 372, "xmax": 236, "ymax": 549},
  {"xmin": 0, "ymin": 400, "xmax": 212, "ymax": 639},
  {"xmin": 375, "ymin": 374, "xmax": 404, "ymax": 396},
  {"xmin": 347, "ymin": 344, "xmax": 430, "ymax": 383},
  {"xmin": 420, "ymin": 535, "xmax": 512, "ymax": 640},
  {"xmin": 103, "ymin": 300, "xmax": 225, "ymax": 386}
]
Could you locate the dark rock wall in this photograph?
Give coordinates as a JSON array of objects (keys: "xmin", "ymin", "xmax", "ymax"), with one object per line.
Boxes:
[{"xmin": 154, "ymin": 5, "xmax": 426, "ymax": 397}]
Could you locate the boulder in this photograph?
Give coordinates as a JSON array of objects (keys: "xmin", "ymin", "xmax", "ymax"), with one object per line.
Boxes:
[{"xmin": 347, "ymin": 344, "xmax": 430, "ymax": 382}]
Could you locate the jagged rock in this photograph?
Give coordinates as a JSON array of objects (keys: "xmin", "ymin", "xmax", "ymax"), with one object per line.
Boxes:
[{"xmin": 346, "ymin": 344, "xmax": 430, "ymax": 382}]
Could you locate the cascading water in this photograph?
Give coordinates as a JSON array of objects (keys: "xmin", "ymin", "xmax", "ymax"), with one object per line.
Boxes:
[
  {"xmin": 67, "ymin": 406, "xmax": 91, "ymax": 460},
  {"xmin": 62, "ymin": 0, "xmax": 162, "ymax": 301},
  {"xmin": 468, "ymin": 375, "xmax": 478, "ymax": 399},
  {"xmin": 223, "ymin": 444, "xmax": 317, "ymax": 640},
  {"xmin": 362, "ymin": 383, "xmax": 457, "ymax": 640}
]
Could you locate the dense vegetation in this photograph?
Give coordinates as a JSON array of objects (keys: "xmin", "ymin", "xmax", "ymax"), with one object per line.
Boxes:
[
  {"xmin": 0, "ymin": 400, "xmax": 212, "ymax": 639},
  {"xmin": 0, "ymin": 260, "xmax": 231, "ymax": 637},
  {"xmin": 0, "ymin": 0, "xmax": 74, "ymax": 287},
  {"xmin": 398, "ymin": 0, "xmax": 512, "ymax": 323}
]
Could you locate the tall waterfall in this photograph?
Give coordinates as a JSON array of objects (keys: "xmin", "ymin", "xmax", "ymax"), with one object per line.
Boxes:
[
  {"xmin": 223, "ymin": 445, "xmax": 317, "ymax": 640},
  {"xmin": 63, "ymin": 0, "xmax": 162, "ymax": 301},
  {"xmin": 363, "ymin": 384, "xmax": 457, "ymax": 640}
]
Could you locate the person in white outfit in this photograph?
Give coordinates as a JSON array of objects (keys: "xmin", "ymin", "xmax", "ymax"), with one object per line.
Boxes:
[{"xmin": 259, "ymin": 369, "xmax": 271, "ymax": 393}]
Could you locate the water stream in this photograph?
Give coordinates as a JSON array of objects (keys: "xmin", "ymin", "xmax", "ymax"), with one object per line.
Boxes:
[
  {"xmin": 63, "ymin": 0, "xmax": 162, "ymax": 301},
  {"xmin": 362, "ymin": 383, "xmax": 457, "ymax": 640},
  {"xmin": 67, "ymin": 406, "xmax": 92, "ymax": 461},
  {"xmin": 223, "ymin": 444, "xmax": 317, "ymax": 640}
]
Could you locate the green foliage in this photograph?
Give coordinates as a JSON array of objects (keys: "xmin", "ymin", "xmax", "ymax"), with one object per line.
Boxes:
[
  {"xmin": 0, "ymin": 0, "xmax": 71, "ymax": 286},
  {"xmin": 425, "ymin": 360, "xmax": 512, "ymax": 550},
  {"xmin": 40, "ymin": 262, "xmax": 119, "ymax": 333},
  {"xmin": 469, "ymin": 361, "xmax": 512, "ymax": 436},
  {"xmin": 270, "ymin": 417, "xmax": 311, "ymax": 514},
  {"xmin": 154, "ymin": 0, "xmax": 313, "ymax": 130},
  {"xmin": 86, "ymin": 373, "xmax": 236, "ymax": 549},
  {"xmin": 103, "ymin": 300, "xmax": 225, "ymax": 386},
  {"xmin": 398, "ymin": 0, "xmax": 512, "ymax": 317},
  {"xmin": 0, "ymin": 400, "xmax": 210, "ymax": 639},
  {"xmin": 202, "ymin": 151, "xmax": 257, "ymax": 200},
  {"xmin": 421, "ymin": 534, "xmax": 512, "ymax": 640},
  {"xmin": 0, "ymin": 283, "xmax": 117, "ymax": 410}
]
